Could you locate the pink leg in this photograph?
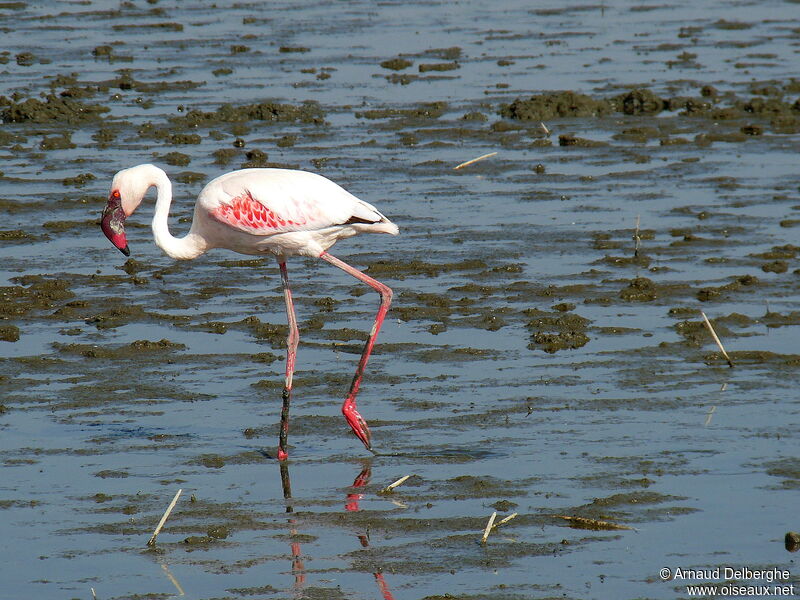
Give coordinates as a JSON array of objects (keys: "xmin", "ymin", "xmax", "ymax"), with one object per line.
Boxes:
[
  {"xmin": 278, "ymin": 260, "xmax": 299, "ymax": 461},
  {"xmin": 319, "ymin": 251, "xmax": 393, "ymax": 451}
]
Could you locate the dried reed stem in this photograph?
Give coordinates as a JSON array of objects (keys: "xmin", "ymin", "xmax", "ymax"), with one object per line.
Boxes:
[
  {"xmin": 495, "ymin": 512, "xmax": 518, "ymax": 528},
  {"xmin": 701, "ymin": 312, "xmax": 734, "ymax": 368},
  {"xmin": 453, "ymin": 151, "xmax": 498, "ymax": 170},
  {"xmin": 633, "ymin": 215, "xmax": 641, "ymax": 257},
  {"xmin": 481, "ymin": 511, "xmax": 497, "ymax": 544},
  {"xmin": 147, "ymin": 489, "xmax": 183, "ymax": 547},
  {"xmin": 381, "ymin": 474, "xmax": 412, "ymax": 493}
]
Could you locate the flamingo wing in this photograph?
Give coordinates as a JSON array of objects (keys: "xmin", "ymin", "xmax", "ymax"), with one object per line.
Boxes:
[{"xmin": 204, "ymin": 169, "xmax": 379, "ymax": 236}]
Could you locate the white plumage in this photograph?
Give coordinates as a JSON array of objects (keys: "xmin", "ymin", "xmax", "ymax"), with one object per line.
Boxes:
[{"xmin": 107, "ymin": 164, "xmax": 398, "ymax": 260}]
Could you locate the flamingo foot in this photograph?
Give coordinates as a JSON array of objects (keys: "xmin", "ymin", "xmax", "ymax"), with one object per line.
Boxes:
[{"xmin": 342, "ymin": 397, "xmax": 372, "ymax": 450}]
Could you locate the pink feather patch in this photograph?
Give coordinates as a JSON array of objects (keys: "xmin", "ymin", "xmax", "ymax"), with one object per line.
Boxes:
[{"xmin": 212, "ymin": 190, "xmax": 306, "ymax": 233}]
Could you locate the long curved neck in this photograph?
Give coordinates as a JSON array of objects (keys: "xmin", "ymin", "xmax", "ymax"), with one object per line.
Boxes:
[{"xmin": 149, "ymin": 169, "xmax": 208, "ymax": 260}]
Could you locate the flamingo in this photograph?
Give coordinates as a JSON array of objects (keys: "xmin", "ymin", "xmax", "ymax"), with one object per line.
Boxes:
[{"xmin": 99, "ymin": 164, "xmax": 398, "ymax": 460}]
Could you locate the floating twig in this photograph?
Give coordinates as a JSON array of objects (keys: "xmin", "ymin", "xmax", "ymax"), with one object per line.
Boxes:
[
  {"xmin": 552, "ymin": 515, "xmax": 634, "ymax": 531},
  {"xmin": 91, "ymin": 588, "xmax": 97, "ymax": 600},
  {"xmin": 633, "ymin": 215, "xmax": 641, "ymax": 258},
  {"xmin": 480, "ymin": 511, "xmax": 497, "ymax": 544},
  {"xmin": 380, "ymin": 474, "xmax": 412, "ymax": 494},
  {"xmin": 540, "ymin": 122, "xmax": 551, "ymax": 135},
  {"xmin": 453, "ymin": 151, "xmax": 498, "ymax": 170},
  {"xmin": 147, "ymin": 489, "xmax": 183, "ymax": 547},
  {"xmin": 701, "ymin": 311, "xmax": 734, "ymax": 368}
]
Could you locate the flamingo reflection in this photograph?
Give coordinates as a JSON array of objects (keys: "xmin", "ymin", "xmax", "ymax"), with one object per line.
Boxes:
[
  {"xmin": 279, "ymin": 463, "xmax": 306, "ymax": 591},
  {"xmin": 279, "ymin": 461, "xmax": 395, "ymax": 600}
]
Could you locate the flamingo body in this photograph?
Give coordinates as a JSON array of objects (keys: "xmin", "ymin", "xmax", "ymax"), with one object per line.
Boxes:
[
  {"xmin": 100, "ymin": 164, "xmax": 398, "ymax": 459},
  {"xmin": 106, "ymin": 164, "xmax": 397, "ymax": 260}
]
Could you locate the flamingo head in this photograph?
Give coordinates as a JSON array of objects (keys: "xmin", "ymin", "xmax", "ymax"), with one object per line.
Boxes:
[
  {"xmin": 101, "ymin": 189, "xmax": 130, "ymax": 256},
  {"xmin": 101, "ymin": 165, "xmax": 158, "ymax": 256}
]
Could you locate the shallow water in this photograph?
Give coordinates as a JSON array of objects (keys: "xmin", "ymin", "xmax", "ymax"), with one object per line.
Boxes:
[{"xmin": 1, "ymin": 1, "xmax": 800, "ymax": 599}]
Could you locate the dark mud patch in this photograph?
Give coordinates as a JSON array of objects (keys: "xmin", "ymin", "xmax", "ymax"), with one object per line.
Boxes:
[
  {"xmin": 559, "ymin": 490, "xmax": 697, "ymax": 526},
  {"xmin": 0, "ymin": 324, "xmax": 20, "ymax": 342},
  {"xmin": 53, "ymin": 339, "xmax": 186, "ymax": 359},
  {"xmin": 525, "ymin": 309, "xmax": 591, "ymax": 353},
  {"xmin": 346, "ymin": 534, "xmax": 576, "ymax": 575},
  {"xmin": 764, "ymin": 458, "xmax": 800, "ymax": 490},
  {"xmin": 0, "ymin": 93, "xmax": 110, "ymax": 124},
  {"xmin": 417, "ymin": 346, "xmax": 502, "ymax": 362},
  {"xmin": 619, "ymin": 277, "xmax": 659, "ymax": 302},
  {"xmin": 169, "ymin": 100, "xmax": 326, "ymax": 129},
  {"xmin": 191, "ymin": 451, "xmax": 267, "ymax": 469},
  {"xmin": 501, "ymin": 91, "xmax": 613, "ymax": 120},
  {"xmin": 499, "ymin": 87, "xmax": 800, "ymax": 135},
  {"xmin": 355, "ymin": 101, "xmax": 448, "ymax": 122},
  {"xmin": 435, "ymin": 475, "xmax": 533, "ymax": 500},
  {"xmin": 695, "ymin": 274, "xmax": 761, "ymax": 303},
  {"xmin": 366, "ymin": 258, "xmax": 488, "ymax": 281},
  {"xmin": 705, "ymin": 350, "xmax": 800, "ymax": 367},
  {"xmin": 1, "ymin": 277, "xmax": 75, "ymax": 318},
  {"xmin": 380, "ymin": 58, "xmax": 413, "ymax": 71}
]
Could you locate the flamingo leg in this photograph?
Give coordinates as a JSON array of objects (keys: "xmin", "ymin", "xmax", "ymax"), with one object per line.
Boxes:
[
  {"xmin": 278, "ymin": 260, "xmax": 299, "ymax": 461},
  {"xmin": 319, "ymin": 251, "xmax": 393, "ymax": 451}
]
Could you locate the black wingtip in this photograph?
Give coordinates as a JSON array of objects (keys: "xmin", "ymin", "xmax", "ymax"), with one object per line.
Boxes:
[{"xmin": 343, "ymin": 216, "xmax": 380, "ymax": 226}]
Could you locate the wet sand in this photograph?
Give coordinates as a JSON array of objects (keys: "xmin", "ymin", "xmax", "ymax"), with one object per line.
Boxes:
[{"xmin": 1, "ymin": 1, "xmax": 799, "ymax": 599}]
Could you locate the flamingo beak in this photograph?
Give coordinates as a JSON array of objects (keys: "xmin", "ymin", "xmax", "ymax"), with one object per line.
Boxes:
[{"xmin": 100, "ymin": 194, "xmax": 130, "ymax": 256}]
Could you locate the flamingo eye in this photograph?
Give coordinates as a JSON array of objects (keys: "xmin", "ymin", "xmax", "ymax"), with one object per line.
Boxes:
[{"xmin": 111, "ymin": 190, "xmax": 120, "ymax": 199}]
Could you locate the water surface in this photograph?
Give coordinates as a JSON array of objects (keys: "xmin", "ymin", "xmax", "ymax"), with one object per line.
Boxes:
[{"xmin": 1, "ymin": 1, "xmax": 799, "ymax": 599}]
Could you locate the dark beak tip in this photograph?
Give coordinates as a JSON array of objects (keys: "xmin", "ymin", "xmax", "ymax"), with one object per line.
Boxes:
[{"xmin": 120, "ymin": 245, "xmax": 131, "ymax": 257}]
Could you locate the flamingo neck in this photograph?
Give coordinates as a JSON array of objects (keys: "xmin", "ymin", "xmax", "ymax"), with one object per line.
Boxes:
[{"xmin": 149, "ymin": 168, "xmax": 208, "ymax": 260}]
